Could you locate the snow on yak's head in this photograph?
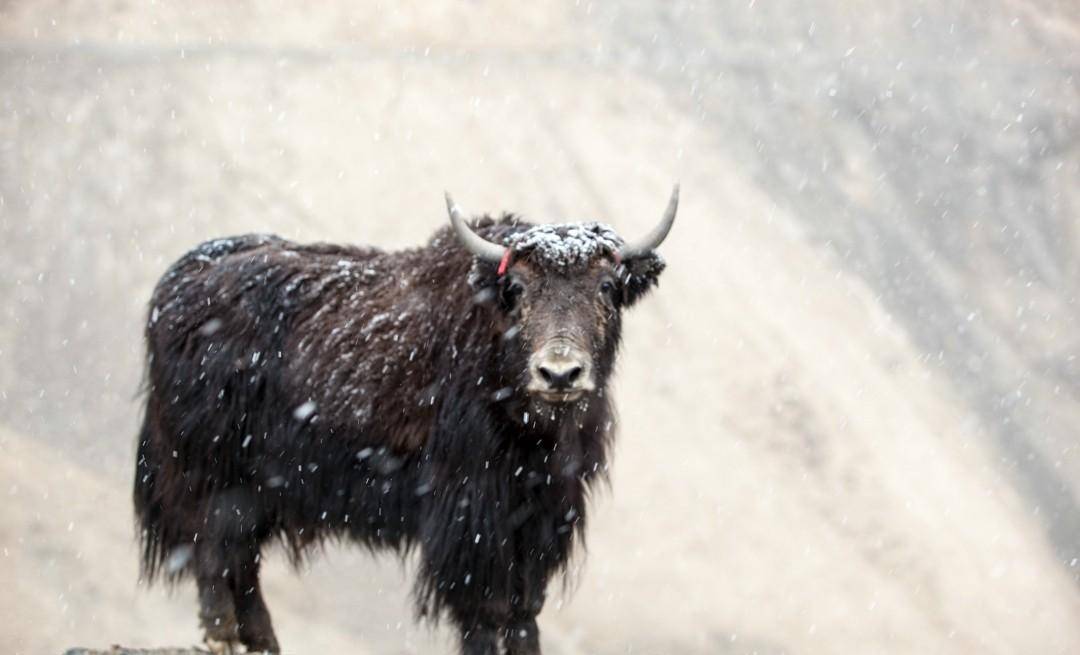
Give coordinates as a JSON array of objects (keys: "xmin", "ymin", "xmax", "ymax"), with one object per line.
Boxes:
[{"xmin": 447, "ymin": 186, "xmax": 677, "ymax": 407}]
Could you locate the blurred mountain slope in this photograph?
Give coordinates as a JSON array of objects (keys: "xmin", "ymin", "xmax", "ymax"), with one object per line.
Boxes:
[
  {"xmin": 1, "ymin": 2, "xmax": 1078, "ymax": 654},
  {"xmin": 592, "ymin": 0, "xmax": 1080, "ymax": 563}
]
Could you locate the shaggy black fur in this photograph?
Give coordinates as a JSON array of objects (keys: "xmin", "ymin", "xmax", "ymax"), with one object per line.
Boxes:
[{"xmin": 134, "ymin": 216, "xmax": 665, "ymax": 654}]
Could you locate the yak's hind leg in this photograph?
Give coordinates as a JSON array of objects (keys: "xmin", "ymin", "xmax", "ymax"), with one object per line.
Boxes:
[
  {"xmin": 195, "ymin": 490, "xmax": 280, "ymax": 654},
  {"xmin": 231, "ymin": 540, "xmax": 280, "ymax": 653},
  {"xmin": 194, "ymin": 540, "xmax": 241, "ymax": 654}
]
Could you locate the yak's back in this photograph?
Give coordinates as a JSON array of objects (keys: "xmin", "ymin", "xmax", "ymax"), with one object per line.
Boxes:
[
  {"xmin": 150, "ymin": 235, "xmax": 392, "ymax": 358},
  {"xmin": 144, "ymin": 232, "xmax": 449, "ymax": 457},
  {"xmin": 143, "ymin": 233, "xmax": 387, "ymax": 439}
]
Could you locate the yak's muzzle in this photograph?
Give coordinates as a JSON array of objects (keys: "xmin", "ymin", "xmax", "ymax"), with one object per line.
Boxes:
[{"xmin": 527, "ymin": 339, "xmax": 594, "ymax": 402}]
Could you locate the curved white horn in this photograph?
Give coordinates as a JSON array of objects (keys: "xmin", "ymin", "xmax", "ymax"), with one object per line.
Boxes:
[
  {"xmin": 620, "ymin": 184, "xmax": 679, "ymax": 259},
  {"xmin": 445, "ymin": 192, "xmax": 505, "ymax": 263}
]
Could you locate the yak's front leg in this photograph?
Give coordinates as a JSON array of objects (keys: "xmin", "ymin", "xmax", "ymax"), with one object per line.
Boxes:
[
  {"xmin": 459, "ymin": 621, "xmax": 502, "ymax": 655},
  {"xmin": 505, "ymin": 616, "xmax": 541, "ymax": 655},
  {"xmin": 453, "ymin": 601, "xmax": 542, "ymax": 655},
  {"xmin": 421, "ymin": 542, "xmax": 517, "ymax": 655},
  {"xmin": 504, "ymin": 583, "xmax": 545, "ymax": 655}
]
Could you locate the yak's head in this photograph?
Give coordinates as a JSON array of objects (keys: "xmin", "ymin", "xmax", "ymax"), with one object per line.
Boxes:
[{"xmin": 446, "ymin": 187, "xmax": 677, "ymax": 407}]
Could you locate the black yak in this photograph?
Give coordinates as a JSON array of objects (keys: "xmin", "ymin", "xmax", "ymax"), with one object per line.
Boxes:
[{"xmin": 134, "ymin": 187, "xmax": 678, "ymax": 654}]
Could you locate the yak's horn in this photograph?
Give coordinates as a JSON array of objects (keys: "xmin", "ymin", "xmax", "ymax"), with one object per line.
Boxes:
[
  {"xmin": 620, "ymin": 184, "xmax": 679, "ymax": 259},
  {"xmin": 445, "ymin": 192, "xmax": 505, "ymax": 263}
]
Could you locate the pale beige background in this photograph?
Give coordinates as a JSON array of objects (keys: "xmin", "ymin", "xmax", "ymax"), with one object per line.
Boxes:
[{"xmin": 1, "ymin": 2, "xmax": 1079, "ymax": 654}]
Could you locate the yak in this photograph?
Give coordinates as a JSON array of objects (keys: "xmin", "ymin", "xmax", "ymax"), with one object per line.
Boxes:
[{"xmin": 134, "ymin": 187, "xmax": 678, "ymax": 655}]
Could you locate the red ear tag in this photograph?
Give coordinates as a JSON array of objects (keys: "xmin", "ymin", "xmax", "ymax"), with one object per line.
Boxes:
[
  {"xmin": 497, "ymin": 250, "xmax": 512, "ymax": 276},
  {"xmin": 613, "ymin": 252, "xmax": 622, "ymax": 267}
]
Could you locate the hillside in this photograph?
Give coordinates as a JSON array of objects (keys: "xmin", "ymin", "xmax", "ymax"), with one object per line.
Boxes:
[{"xmin": 1, "ymin": 2, "xmax": 1078, "ymax": 653}]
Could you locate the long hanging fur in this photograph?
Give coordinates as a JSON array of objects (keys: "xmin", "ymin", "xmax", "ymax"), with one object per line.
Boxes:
[{"xmin": 133, "ymin": 217, "xmax": 663, "ymax": 643}]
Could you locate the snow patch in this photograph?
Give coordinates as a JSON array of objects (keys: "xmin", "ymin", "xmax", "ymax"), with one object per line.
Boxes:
[
  {"xmin": 504, "ymin": 222, "xmax": 623, "ymax": 270},
  {"xmin": 293, "ymin": 400, "xmax": 317, "ymax": 421}
]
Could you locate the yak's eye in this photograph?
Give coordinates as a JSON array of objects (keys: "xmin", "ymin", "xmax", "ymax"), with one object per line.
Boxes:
[
  {"xmin": 599, "ymin": 280, "xmax": 616, "ymax": 297},
  {"xmin": 501, "ymin": 279, "xmax": 525, "ymax": 309}
]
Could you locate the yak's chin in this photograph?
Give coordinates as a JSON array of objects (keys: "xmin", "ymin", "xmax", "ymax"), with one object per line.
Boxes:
[{"xmin": 533, "ymin": 390, "xmax": 587, "ymax": 404}]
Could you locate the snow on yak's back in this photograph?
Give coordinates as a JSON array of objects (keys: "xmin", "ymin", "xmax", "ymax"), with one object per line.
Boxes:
[{"xmin": 134, "ymin": 188, "xmax": 678, "ymax": 655}]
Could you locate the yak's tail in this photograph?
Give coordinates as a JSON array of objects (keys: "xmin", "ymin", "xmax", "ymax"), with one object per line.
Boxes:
[
  {"xmin": 133, "ymin": 412, "xmax": 161, "ymax": 580},
  {"xmin": 133, "ymin": 408, "xmax": 183, "ymax": 583}
]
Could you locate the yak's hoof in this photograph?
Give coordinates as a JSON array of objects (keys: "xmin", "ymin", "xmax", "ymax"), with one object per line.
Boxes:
[
  {"xmin": 242, "ymin": 638, "xmax": 281, "ymax": 654},
  {"xmin": 204, "ymin": 636, "xmax": 243, "ymax": 655}
]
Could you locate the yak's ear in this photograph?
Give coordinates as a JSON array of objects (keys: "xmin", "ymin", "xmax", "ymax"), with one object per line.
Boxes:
[
  {"xmin": 467, "ymin": 258, "xmax": 501, "ymax": 293},
  {"xmin": 619, "ymin": 252, "xmax": 666, "ymax": 308}
]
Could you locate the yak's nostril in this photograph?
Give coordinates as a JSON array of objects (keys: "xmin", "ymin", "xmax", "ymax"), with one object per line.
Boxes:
[{"xmin": 537, "ymin": 364, "xmax": 583, "ymax": 391}]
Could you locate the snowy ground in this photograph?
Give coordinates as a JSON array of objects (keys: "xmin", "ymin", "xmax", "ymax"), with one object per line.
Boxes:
[{"xmin": 1, "ymin": 2, "xmax": 1079, "ymax": 654}]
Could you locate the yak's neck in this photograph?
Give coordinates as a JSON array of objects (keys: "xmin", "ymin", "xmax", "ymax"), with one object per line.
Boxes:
[{"xmin": 498, "ymin": 391, "xmax": 615, "ymax": 494}]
